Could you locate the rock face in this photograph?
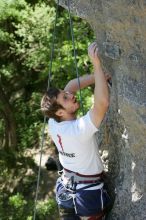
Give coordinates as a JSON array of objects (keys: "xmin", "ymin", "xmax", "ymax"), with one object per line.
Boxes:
[{"xmin": 58, "ymin": 1, "xmax": 146, "ymax": 219}]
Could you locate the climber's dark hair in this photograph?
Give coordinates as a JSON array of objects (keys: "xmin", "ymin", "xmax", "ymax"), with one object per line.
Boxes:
[{"xmin": 41, "ymin": 88, "xmax": 64, "ymax": 122}]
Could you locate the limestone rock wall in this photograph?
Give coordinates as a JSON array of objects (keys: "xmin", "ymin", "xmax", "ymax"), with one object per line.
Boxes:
[{"xmin": 58, "ymin": 1, "xmax": 146, "ymax": 219}]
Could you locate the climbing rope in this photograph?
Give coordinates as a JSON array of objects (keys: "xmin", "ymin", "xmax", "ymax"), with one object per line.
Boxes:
[
  {"xmin": 33, "ymin": 1, "xmax": 59, "ymax": 218},
  {"xmin": 47, "ymin": 0, "xmax": 59, "ymax": 89},
  {"xmin": 67, "ymin": 0, "xmax": 84, "ymax": 114},
  {"xmin": 33, "ymin": 116, "xmax": 46, "ymax": 220},
  {"xmin": 33, "ymin": 1, "xmax": 83, "ymax": 219}
]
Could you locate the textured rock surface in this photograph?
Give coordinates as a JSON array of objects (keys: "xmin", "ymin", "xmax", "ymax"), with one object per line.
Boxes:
[{"xmin": 58, "ymin": 1, "xmax": 146, "ymax": 219}]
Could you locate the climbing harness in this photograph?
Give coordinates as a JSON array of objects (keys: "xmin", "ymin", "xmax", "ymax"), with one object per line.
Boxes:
[
  {"xmin": 33, "ymin": 0, "xmax": 84, "ymax": 219},
  {"xmin": 55, "ymin": 166, "xmax": 107, "ymax": 218},
  {"xmin": 56, "ymin": 174, "xmax": 109, "ymax": 218},
  {"xmin": 63, "ymin": 168, "xmax": 104, "ymax": 184}
]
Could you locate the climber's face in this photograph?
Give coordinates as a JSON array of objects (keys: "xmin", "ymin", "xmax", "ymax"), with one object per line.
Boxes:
[{"xmin": 55, "ymin": 90, "xmax": 79, "ymax": 120}]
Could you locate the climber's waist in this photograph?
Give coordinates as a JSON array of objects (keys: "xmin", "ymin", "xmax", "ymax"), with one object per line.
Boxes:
[{"xmin": 62, "ymin": 168, "xmax": 104, "ymax": 184}]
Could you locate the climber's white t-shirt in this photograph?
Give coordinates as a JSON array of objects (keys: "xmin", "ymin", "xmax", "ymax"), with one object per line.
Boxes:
[{"xmin": 48, "ymin": 111, "xmax": 104, "ymax": 175}]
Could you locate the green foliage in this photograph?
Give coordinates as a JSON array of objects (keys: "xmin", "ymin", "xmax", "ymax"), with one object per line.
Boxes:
[
  {"xmin": 15, "ymin": 92, "xmax": 42, "ymax": 149},
  {"xmin": 76, "ymin": 86, "xmax": 94, "ymax": 116},
  {"xmin": 0, "ymin": 118, "xmax": 4, "ymax": 141},
  {"xmin": 0, "ymin": 0, "xmax": 94, "ymax": 151},
  {"xmin": 9, "ymin": 193, "xmax": 27, "ymax": 209},
  {"xmin": 0, "ymin": 0, "xmax": 94, "ymax": 219},
  {"xmin": 11, "ymin": 3, "xmax": 55, "ymax": 71},
  {"xmin": 0, "ymin": 193, "xmax": 57, "ymax": 220},
  {"xmin": 36, "ymin": 198, "xmax": 58, "ymax": 219}
]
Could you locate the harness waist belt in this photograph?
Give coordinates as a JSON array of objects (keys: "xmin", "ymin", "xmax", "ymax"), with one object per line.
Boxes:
[
  {"xmin": 63, "ymin": 168, "xmax": 104, "ymax": 178},
  {"xmin": 62, "ymin": 168, "xmax": 104, "ymax": 184}
]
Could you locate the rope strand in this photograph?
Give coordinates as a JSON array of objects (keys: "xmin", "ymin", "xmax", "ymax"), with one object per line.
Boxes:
[
  {"xmin": 33, "ymin": 116, "xmax": 47, "ymax": 220},
  {"xmin": 33, "ymin": 1, "xmax": 84, "ymax": 219},
  {"xmin": 67, "ymin": 0, "xmax": 84, "ymax": 114},
  {"xmin": 47, "ymin": 0, "xmax": 59, "ymax": 89},
  {"xmin": 33, "ymin": 2, "xmax": 59, "ymax": 220}
]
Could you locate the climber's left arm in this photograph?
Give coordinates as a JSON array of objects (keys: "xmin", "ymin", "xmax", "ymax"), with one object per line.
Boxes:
[{"xmin": 64, "ymin": 73, "xmax": 111, "ymax": 94}]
